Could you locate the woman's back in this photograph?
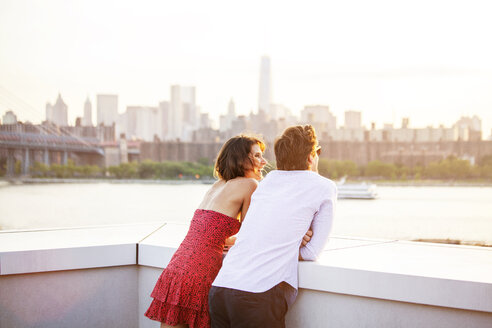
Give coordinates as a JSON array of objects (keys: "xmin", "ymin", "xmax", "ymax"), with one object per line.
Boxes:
[{"xmin": 198, "ymin": 177, "xmax": 258, "ymax": 221}]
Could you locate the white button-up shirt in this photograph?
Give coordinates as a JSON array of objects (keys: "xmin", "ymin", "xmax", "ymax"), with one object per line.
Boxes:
[{"xmin": 212, "ymin": 170, "xmax": 337, "ymax": 302}]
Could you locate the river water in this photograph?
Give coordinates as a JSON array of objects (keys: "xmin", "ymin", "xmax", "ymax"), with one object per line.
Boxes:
[{"xmin": 1, "ymin": 182, "xmax": 491, "ymax": 245}]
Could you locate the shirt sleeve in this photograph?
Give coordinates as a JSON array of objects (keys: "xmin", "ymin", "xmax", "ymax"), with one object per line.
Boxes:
[{"xmin": 299, "ymin": 184, "xmax": 337, "ymax": 261}]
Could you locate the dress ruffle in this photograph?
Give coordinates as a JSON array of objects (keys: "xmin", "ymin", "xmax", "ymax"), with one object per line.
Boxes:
[
  {"xmin": 145, "ymin": 298, "xmax": 209, "ymax": 328},
  {"xmin": 150, "ymin": 269, "xmax": 212, "ymax": 312}
]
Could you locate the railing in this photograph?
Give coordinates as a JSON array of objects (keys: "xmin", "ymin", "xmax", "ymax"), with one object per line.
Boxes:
[{"xmin": 1, "ymin": 223, "xmax": 491, "ymax": 328}]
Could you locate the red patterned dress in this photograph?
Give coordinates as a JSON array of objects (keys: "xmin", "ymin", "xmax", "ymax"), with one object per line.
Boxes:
[{"xmin": 145, "ymin": 209, "xmax": 241, "ymax": 328}]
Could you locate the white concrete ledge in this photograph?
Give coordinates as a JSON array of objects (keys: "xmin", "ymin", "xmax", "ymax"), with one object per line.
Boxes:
[
  {"xmin": 137, "ymin": 224, "xmax": 492, "ymax": 314},
  {"xmin": 138, "ymin": 223, "xmax": 189, "ymax": 268},
  {"xmin": 1, "ymin": 222, "xmax": 491, "ymax": 318},
  {"xmin": 303, "ymin": 238, "xmax": 492, "ymax": 313},
  {"xmin": 0, "ymin": 223, "xmax": 163, "ymax": 275}
]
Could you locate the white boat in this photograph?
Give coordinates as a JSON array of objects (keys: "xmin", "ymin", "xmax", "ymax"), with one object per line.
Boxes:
[{"xmin": 336, "ymin": 177, "xmax": 378, "ymax": 199}]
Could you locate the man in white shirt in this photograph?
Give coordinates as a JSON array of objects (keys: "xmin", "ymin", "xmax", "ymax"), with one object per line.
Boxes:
[{"xmin": 209, "ymin": 125, "xmax": 337, "ymax": 328}]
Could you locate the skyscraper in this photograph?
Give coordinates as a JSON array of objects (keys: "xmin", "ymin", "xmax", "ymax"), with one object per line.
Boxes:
[
  {"xmin": 126, "ymin": 106, "xmax": 160, "ymax": 141},
  {"xmin": 82, "ymin": 97, "xmax": 93, "ymax": 126},
  {"xmin": 168, "ymin": 85, "xmax": 182, "ymax": 140},
  {"xmin": 344, "ymin": 111, "xmax": 362, "ymax": 129},
  {"xmin": 97, "ymin": 94, "xmax": 118, "ymax": 126},
  {"xmin": 167, "ymin": 85, "xmax": 198, "ymax": 141},
  {"xmin": 158, "ymin": 101, "xmax": 169, "ymax": 140},
  {"xmin": 181, "ymin": 86, "xmax": 198, "ymax": 128},
  {"xmin": 301, "ymin": 105, "xmax": 337, "ymax": 139},
  {"xmin": 46, "ymin": 93, "xmax": 68, "ymax": 126},
  {"xmin": 228, "ymin": 98, "xmax": 236, "ymax": 117},
  {"xmin": 2, "ymin": 110, "xmax": 17, "ymax": 124},
  {"xmin": 219, "ymin": 98, "xmax": 237, "ymax": 133},
  {"xmin": 258, "ymin": 56, "xmax": 272, "ymax": 115}
]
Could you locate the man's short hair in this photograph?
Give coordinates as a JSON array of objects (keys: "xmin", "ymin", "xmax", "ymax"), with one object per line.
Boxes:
[{"xmin": 274, "ymin": 125, "xmax": 317, "ymax": 170}]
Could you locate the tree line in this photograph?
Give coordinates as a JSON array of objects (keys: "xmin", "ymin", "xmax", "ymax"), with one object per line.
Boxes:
[
  {"xmin": 1, "ymin": 155, "xmax": 492, "ymax": 181},
  {"xmin": 3, "ymin": 159, "xmax": 214, "ymax": 180},
  {"xmin": 318, "ymin": 155, "xmax": 492, "ymax": 180}
]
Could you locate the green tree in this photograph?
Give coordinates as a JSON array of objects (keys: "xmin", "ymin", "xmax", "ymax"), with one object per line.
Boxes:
[
  {"xmin": 108, "ymin": 162, "xmax": 138, "ymax": 179},
  {"xmin": 15, "ymin": 160, "xmax": 21, "ymax": 175},
  {"xmin": 478, "ymin": 155, "xmax": 492, "ymax": 166},
  {"xmin": 481, "ymin": 164, "xmax": 492, "ymax": 179},
  {"xmin": 32, "ymin": 161, "xmax": 49, "ymax": 178},
  {"xmin": 424, "ymin": 156, "xmax": 471, "ymax": 179},
  {"xmin": 80, "ymin": 165, "xmax": 101, "ymax": 178},
  {"xmin": 364, "ymin": 160, "xmax": 396, "ymax": 179},
  {"xmin": 138, "ymin": 160, "xmax": 157, "ymax": 179},
  {"xmin": 318, "ymin": 159, "xmax": 359, "ymax": 180},
  {"xmin": 197, "ymin": 157, "xmax": 210, "ymax": 166}
]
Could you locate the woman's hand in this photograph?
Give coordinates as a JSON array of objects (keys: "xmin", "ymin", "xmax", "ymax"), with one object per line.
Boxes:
[{"xmin": 301, "ymin": 228, "xmax": 313, "ymax": 247}]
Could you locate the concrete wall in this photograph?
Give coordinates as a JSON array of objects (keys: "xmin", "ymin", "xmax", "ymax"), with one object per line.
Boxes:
[
  {"xmin": 139, "ymin": 266, "xmax": 164, "ymax": 328},
  {"xmin": 286, "ymin": 289, "xmax": 492, "ymax": 328},
  {"xmin": 0, "ymin": 266, "xmax": 138, "ymax": 328}
]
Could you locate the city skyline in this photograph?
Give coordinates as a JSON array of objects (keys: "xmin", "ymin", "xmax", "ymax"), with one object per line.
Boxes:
[
  {"xmin": 1, "ymin": 1, "xmax": 492, "ymax": 134},
  {"xmin": 1, "ymin": 91, "xmax": 485, "ymax": 144},
  {"xmin": 0, "ymin": 87, "xmax": 487, "ymax": 128}
]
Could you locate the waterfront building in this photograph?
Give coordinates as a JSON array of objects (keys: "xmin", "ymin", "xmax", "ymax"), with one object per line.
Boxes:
[
  {"xmin": 454, "ymin": 116, "xmax": 482, "ymax": 141},
  {"xmin": 158, "ymin": 101, "xmax": 169, "ymax": 140},
  {"xmin": 167, "ymin": 85, "xmax": 198, "ymax": 141},
  {"xmin": 230, "ymin": 115, "xmax": 249, "ymax": 136},
  {"xmin": 115, "ymin": 112, "xmax": 127, "ymax": 141},
  {"xmin": 2, "ymin": 110, "xmax": 17, "ymax": 124},
  {"xmin": 192, "ymin": 127, "xmax": 220, "ymax": 143},
  {"xmin": 402, "ymin": 117, "xmax": 410, "ymax": 129},
  {"xmin": 219, "ymin": 98, "xmax": 237, "ymax": 133},
  {"xmin": 301, "ymin": 105, "xmax": 337, "ymax": 140},
  {"xmin": 391, "ymin": 126, "xmax": 415, "ymax": 142},
  {"xmin": 270, "ymin": 103, "xmax": 294, "ymax": 121},
  {"xmin": 46, "ymin": 93, "xmax": 68, "ymax": 126},
  {"xmin": 199, "ymin": 112, "xmax": 212, "ymax": 129},
  {"xmin": 366, "ymin": 123, "xmax": 384, "ymax": 141},
  {"xmin": 181, "ymin": 86, "xmax": 198, "ymax": 129},
  {"xmin": 82, "ymin": 97, "xmax": 93, "ymax": 127},
  {"xmin": 329, "ymin": 110, "xmax": 365, "ymax": 141},
  {"xmin": 330, "ymin": 127, "xmax": 365, "ymax": 142},
  {"xmin": 97, "ymin": 94, "xmax": 118, "ymax": 126},
  {"xmin": 344, "ymin": 111, "xmax": 362, "ymax": 129},
  {"xmin": 61, "ymin": 123, "xmax": 115, "ymax": 143},
  {"xmin": 126, "ymin": 106, "xmax": 161, "ymax": 142}
]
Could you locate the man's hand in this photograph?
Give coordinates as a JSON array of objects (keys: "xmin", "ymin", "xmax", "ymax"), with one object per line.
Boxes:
[{"xmin": 301, "ymin": 228, "xmax": 313, "ymax": 247}]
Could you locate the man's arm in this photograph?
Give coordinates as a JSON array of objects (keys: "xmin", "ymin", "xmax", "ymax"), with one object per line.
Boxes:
[{"xmin": 299, "ymin": 187, "xmax": 337, "ymax": 261}]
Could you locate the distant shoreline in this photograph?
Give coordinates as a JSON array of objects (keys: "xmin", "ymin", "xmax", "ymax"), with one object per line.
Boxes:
[
  {"xmin": 362, "ymin": 180, "xmax": 492, "ymax": 187},
  {"xmin": 1, "ymin": 177, "xmax": 492, "ymax": 187},
  {"xmin": 0, "ymin": 178, "xmax": 215, "ymax": 185}
]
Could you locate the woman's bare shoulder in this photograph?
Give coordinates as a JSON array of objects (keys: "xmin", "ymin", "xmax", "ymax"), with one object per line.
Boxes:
[{"xmin": 227, "ymin": 177, "xmax": 259, "ymax": 191}]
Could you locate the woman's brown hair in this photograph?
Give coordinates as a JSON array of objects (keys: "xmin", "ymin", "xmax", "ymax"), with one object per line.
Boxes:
[
  {"xmin": 274, "ymin": 125, "xmax": 317, "ymax": 170},
  {"xmin": 214, "ymin": 135, "xmax": 266, "ymax": 181}
]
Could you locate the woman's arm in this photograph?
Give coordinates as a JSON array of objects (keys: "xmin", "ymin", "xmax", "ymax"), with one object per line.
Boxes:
[
  {"xmin": 239, "ymin": 178, "xmax": 258, "ymax": 222},
  {"xmin": 223, "ymin": 179, "xmax": 258, "ymax": 253}
]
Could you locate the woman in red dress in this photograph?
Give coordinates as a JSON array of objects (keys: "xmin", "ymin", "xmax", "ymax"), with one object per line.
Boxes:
[{"xmin": 145, "ymin": 135, "xmax": 267, "ymax": 328}]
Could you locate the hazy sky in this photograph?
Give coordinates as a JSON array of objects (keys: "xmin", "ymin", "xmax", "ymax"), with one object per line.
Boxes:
[{"xmin": 1, "ymin": 0, "xmax": 492, "ymax": 135}]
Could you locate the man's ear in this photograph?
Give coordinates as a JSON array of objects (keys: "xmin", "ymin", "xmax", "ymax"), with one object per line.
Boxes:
[{"xmin": 307, "ymin": 153, "xmax": 314, "ymax": 167}]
